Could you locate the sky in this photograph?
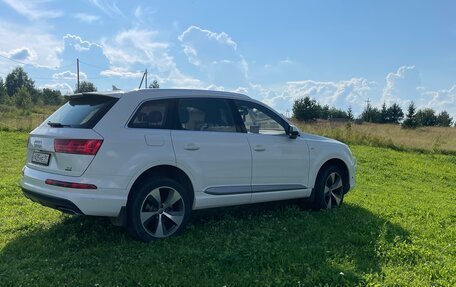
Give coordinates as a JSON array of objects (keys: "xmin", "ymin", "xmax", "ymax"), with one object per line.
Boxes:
[{"xmin": 0, "ymin": 0, "xmax": 455, "ymax": 117}]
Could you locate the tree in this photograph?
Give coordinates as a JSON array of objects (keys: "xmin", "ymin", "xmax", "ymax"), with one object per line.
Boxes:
[
  {"xmin": 416, "ymin": 108, "xmax": 437, "ymax": 127},
  {"xmin": 149, "ymin": 80, "xmax": 160, "ymax": 89},
  {"xmin": 0, "ymin": 77, "xmax": 7, "ymax": 103},
  {"xmin": 436, "ymin": 111, "xmax": 453, "ymax": 127},
  {"xmin": 402, "ymin": 101, "xmax": 417, "ymax": 128},
  {"xmin": 5, "ymin": 66, "xmax": 35, "ymax": 96},
  {"xmin": 14, "ymin": 86, "xmax": 32, "ymax": 111},
  {"xmin": 327, "ymin": 107, "xmax": 348, "ymax": 119},
  {"xmin": 347, "ymin": 106, "xmax": 354, "ymax": 121},
  {"xmin": 380, "ymin": 103, "xmax": 388, "ymax": 123},
  {"xmin": 40, "ymin": 88, "xmax": 63, "ymax": 105},
  {"xmin": 292, "ymin": 96, "xmax": 319, "ymax": 122},
  {"xmin": 387, "ymin": 103, "xmax": 404, "ymax": 124},
  {"xmin": 318, "ymin": 104, "xmax": 330, "ymax": 120},
  {"xmin": 360, "ymin": 103, "xmax": 381, "ymax": 123},
  {"xmin": 75, "ymin": 81, "xmax": 97, "ymax": 93}
]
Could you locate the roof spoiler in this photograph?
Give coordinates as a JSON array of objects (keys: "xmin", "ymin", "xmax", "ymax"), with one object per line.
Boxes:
[{"xmin": 65, "ymin": 90, "xmax": 124, "ymax": 99}]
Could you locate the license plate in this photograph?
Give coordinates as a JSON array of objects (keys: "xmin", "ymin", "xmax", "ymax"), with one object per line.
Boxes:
[{"xmin": 32, "ymin": 151, "xmax": 50, "ymax": 166}]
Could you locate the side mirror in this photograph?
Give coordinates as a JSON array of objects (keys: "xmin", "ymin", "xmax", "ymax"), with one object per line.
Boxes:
[{"xmin": 288, "ymin": 125, "xmax": 299, "ymax": 139}]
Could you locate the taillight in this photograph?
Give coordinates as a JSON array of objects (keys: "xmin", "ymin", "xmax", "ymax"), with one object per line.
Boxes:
[
  {"xmin": 54, "ymin": 139, "xmax": 103, "ymax": 155},
  {"xmin": 45, "ymin": 179, "xmax": 97, "ymax": 189}
]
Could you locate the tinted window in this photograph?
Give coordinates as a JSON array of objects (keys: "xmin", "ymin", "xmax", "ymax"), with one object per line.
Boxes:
[
  {"xmin": 177, "ymin": 98, "xmax": 237, "ymax": 132},
  {"xmin": 46, "ymin": 95, "xmax": 118, "ymax": 129},
  {"xmin": 128, "ymin": 99, "xmax": 171, "ymax": 129},
  {"xmin": 235, "ymin": 100, "xmax": 287, "ymax": 135}
]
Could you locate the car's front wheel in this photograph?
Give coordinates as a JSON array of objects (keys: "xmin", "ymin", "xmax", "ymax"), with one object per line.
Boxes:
[
  {"xmin": 313, "ymin": 165, "xmax": 345, "ymax": 210},
  {"xmin": 127, "ymin": 178, "xmax": 192, "ymax": 241}
]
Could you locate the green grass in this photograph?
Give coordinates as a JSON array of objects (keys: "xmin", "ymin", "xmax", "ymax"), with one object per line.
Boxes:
[{"xmin": 0, "ymin": 131, "xmax": 455, "ymax": 286}]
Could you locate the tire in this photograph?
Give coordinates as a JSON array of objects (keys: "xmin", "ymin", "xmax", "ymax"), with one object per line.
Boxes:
[
  {"xmin": 313, "ymin": 165, "xmax": 345, "ymax": 210},
  {"xmin": 126, "ymin": 177, "xmax": 192, "ymax": 241}
]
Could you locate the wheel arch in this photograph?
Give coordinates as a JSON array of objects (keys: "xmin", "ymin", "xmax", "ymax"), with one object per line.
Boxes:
[
  {"xmin": 127, "ymin": 165, "xmax": 195, "ymax": 206},
  {"xmin": 314, "ymin": 158, "xmax": 350, "ymax": 193}
]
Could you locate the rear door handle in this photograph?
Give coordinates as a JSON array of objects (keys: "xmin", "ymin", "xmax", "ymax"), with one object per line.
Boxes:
[
  {"xmin": 253, "ymin": 145, "xmax": 266, "ymax": 152},
  {"xmin": 184, "ymin": 143, "xmax": 200, "ymax": 151}
]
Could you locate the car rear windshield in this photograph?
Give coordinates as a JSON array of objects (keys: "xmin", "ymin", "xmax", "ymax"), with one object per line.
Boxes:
[{"xmin": 46, "ymin": 95, "xmax": 118, "ymax": 129}]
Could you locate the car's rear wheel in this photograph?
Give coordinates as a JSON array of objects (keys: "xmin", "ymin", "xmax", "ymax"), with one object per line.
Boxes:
[
  {"xmin": 127, "ymin": 178, "xmax": 191, "ymax": 241},
  {"xmin": 313, "ymin": 165, "xmax": 345, "ymax": 210}
]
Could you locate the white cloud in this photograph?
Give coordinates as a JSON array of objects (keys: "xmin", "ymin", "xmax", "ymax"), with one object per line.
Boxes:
[
  {"xmin": 63, "ymin": 34, "xmax": 101, "ymax": 52},
  {"xmin": 178, "ymin": 25, "xmax": 248, "ymax": 87},
  {"xmin": 87, "ymin": 0, "xmax": 125, "ymax": 18},
  {"xmin": 178, "ymin": 25, "xmax": 237, "ymax": 50},
  {"xmin": 381, "ymin": 66, "xmax": 421, "ymax": 106},
  {"xmin": 178, "ymin": 26, "xmax": 239, "ymax": 67},
  {"xmin": 255, "ymin": 78, "xmax": 376, "ymax": 114},
  {"xmin": 279, "ymin": 59, "xmax": 293, "ymax": 65},
  {"xmin": 421, "ymin": 85, "xmax": 456, "ymax": 116},
  {"xmin": 133, "ymin": 5, "xmax": 155, "ymax": 24},
  {"xmin": 101, "ymin": 28, "xmax": 202, "ymax": 88},
  {"xmin": 42, "ymin": 82, "xmax": 73, "ymax": 94},
  {"xmin": 0, "ymin": 22, "xmax": 62, "ymax": 72},
  {"xmin": 6, "ymin": 48, "xmax": 33, "ymax": 61},
  {"xmin": 3, "ymin": 0, "xmax": 63, "ymax": 20},
  {"xmin": 100, "ymin": 67, "xmax": 143, "ymax": 78},
  {"xmin": 52, "ymin": 70, "xmax": 87, "ymax": 80},
  {"xmin": 231, "ymin": 86, "xmax": 249, "ymax": 94},
  {"xmin": 73, "ymin": 13, "xmax": 100, "ymax": 24}
]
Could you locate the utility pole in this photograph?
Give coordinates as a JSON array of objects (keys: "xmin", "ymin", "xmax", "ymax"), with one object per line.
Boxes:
[
  {"xmin": 76, "ymin": 58, "xmax": 80, "ymax": 92},
  {"xmin": 145, "ymin": 69, "xmax": 148, "ymax": 89},
  {"xmin": 138, "ymin": 70, "xmax": 146, "ymax": 89}
]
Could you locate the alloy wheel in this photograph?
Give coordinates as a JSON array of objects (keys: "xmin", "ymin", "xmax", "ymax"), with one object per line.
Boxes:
[
  {"xmin": 140, "ymin": 186, "xmax": 185, "ymax": 238},
  {"xmin": 324, "ymin": 172, "xmax": 344, "ymax": 208}
]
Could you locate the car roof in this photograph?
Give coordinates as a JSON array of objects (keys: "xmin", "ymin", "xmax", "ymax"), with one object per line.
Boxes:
[{"xmin": 70, "ymin": 89, "xmax": 251, "ymax": 100}]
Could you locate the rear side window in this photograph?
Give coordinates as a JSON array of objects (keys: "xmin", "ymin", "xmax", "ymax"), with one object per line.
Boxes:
[
  {"xmin": 128, "ymin": 99, "xmax": 171, "ymax": 129},
  {"xmin": 177, "ymin": 98, "xmax": 237, "ymax": 132},
  {"xmin": 46, "ymin": 95, "xmax": 118, "ymax": 129}
]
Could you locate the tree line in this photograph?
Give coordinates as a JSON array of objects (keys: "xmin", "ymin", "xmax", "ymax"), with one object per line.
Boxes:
[
  {"xmin": 0, "ymin": 67, "xmax": 163, "ymax": 113},
  {"xmin": 0, "ymin": 67, "xmax": 102, "ymax": 112},
  {"xmin": 293, "ymin": 96, "xmax": 453, "ymax": 128}
]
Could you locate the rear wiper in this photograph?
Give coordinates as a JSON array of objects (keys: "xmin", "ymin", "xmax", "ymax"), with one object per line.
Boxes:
[{"xmin": 47, "ymin": 122, "xmax": 71, "ymax": 128}]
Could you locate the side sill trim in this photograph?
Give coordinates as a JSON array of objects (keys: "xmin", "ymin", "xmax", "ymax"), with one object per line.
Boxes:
[{"xmin": 204, "ymin": 184, "xmax": 307, "ymax": 195}]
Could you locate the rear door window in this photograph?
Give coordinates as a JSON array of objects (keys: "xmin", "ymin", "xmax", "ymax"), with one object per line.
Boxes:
[
  {"xmin": 46, "ymin": 95, "xmax": 118, "ymax": 129},
  {"xmin": 177, "ymin": 98, "xmax": 238, "ymax": 132},
  {"xmin": 128, "ymin": 99, "xmax": 172, "ymax": 129}
]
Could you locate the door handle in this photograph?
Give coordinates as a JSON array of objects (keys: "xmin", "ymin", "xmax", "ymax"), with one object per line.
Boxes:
[
  {"xmin": 253, "ymin": 145, "xmax": 266, "ymax": 152},
  {"xmin": 184, "ymin": 143, "xmax": 200, "ymax": 151}
]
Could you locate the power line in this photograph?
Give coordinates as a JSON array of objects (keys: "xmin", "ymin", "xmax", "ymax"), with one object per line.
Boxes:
[
  {"xmin": 78, "ymin": 59, "xmax": 110, "ymax": 71},
  {"xmin": 0, "ymin": 53, "xmax": 28, "ymax": 65},
  {"xmin": 0, "ymin": 55, "xmax": 77, "ymax": 72}
]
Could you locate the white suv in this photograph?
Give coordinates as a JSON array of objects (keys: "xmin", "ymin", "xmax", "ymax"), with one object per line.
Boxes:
[{"xmin": 21, "ymin": 89, "xmax": 356, "ymax": 241}]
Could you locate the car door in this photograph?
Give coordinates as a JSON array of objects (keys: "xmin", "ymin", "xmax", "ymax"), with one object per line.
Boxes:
[
  {"xmin": 234, "ymin": 100, "xmax": 311, "ymax": 203},
  {"xmin": 171, "ymin": 97, "xmax": 252, "ymax": 209}
]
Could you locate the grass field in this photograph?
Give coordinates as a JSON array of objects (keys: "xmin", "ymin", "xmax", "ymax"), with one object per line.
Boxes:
[
  {"xmin": 0, "ymin": 131, "xmax": 455, "ymax": 286},
  {"xmin": 0, "ymin": 105, "xmax": 58, "ymax": 131},
  {"xmin": 295, "ymin": 120, "xmax": 456, "ymax": 154}
]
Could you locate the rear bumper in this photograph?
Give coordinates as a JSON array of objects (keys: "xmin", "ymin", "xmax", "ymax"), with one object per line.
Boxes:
[
  {"xmin": 22, "ymin": 188, "xmax": 84, "ymax": 215},
  {"xmin": 20, "ymin": 166, "xmax": 128, "ymax": 217}
]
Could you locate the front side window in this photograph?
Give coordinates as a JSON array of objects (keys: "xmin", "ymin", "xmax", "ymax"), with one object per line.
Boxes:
[
  {"xmin": 177, "ymin": 98, "xmax": 237, "ymax": 132},
  {"xmin": 235, "ymin": 100, "xmax": 287, "ymax": 135},
  {"xmin": 128, "ymin": 99, "xmax": 170, "ymax": 129}
]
